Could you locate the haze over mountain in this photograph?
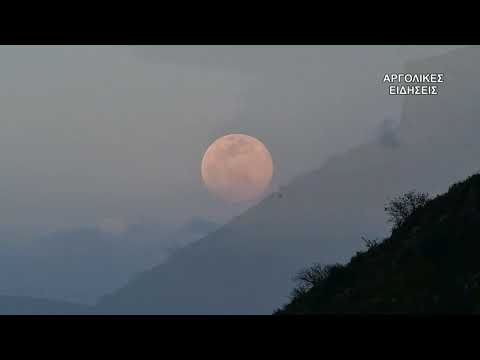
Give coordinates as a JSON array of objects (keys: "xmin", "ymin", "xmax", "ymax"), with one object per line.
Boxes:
[
  {"xmin": 0, "ymin": 217, "xmax": 218, "ymax": 304},
  {"xmin": 96, "ymin": 47, "xmax": 480, "ymax": 314},
  {"xmin": 0, "ymin": 295, "xmax": 90, "ymax": 315}
]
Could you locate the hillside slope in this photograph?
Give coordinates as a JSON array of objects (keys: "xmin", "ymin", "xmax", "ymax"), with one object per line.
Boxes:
[{"xmin": 277, "ymin": 173, "xmax": 480, "ymax": 314}]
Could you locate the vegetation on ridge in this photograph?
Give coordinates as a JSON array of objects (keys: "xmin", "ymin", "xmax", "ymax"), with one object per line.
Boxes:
[{"xmin": 276, "ymin": 173, "xmax": 480, "ymax": 314}]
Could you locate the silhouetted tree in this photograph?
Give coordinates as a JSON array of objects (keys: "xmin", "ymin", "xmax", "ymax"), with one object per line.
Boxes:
[
  {"xmin": 385, "ymin": 190, "xmax": 430, "ymax": 229},
  {"xmin": 294, "ymin": 263, "xmax": 329, "ymax": 288},
  {"xmin": 290, "ymin": 263, "xmax": 341, "ymax": 300},
  {"xmin": 361, "ymin": 236, "xmax": 380, "ymax": 250}
]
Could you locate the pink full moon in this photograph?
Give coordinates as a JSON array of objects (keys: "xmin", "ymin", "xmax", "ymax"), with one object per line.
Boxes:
[{"xmin": 201, "ymin": 134, "xmax": 274, "ymax": 203}]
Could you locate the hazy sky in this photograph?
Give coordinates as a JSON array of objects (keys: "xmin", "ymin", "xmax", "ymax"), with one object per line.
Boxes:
[{"xmin": 0, "ymin": 45, "xmax": 459, "ymax": 237}]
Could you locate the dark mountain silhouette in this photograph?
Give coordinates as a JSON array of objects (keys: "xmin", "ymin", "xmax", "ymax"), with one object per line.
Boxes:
[
  {"xmin": 277, "ymin": 173, "xmax": 480, "ymax": 314},
  {"xmin": 94, "ymin": 47, "xmax": 480, "ymax": 314}
]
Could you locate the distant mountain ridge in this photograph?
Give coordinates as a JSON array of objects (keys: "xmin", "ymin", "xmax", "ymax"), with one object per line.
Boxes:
[
  {"xmin": 0, "ymin": 217, "xmax": 218, "ymax": 306},
  {"xmin": 0, "ymin": 295, "xmax": 91, "ymax": 315}
]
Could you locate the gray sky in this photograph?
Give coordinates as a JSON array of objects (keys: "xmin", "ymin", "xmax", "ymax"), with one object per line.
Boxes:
[{"xmin": 0, "ymin": 45, "xmax": 459, "ymax": 237}]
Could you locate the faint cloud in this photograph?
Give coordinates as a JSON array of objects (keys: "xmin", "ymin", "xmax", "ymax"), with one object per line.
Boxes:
[{"xmin": 97, "ymin": 218, "xmax": 127, "ymax": 236}]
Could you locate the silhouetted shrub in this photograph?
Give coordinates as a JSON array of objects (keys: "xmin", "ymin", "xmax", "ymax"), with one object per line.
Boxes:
[
  {"xmin": 290, "ymin": 263, "xmax": 342, "ymax": 301},
  {"xmin": 385, "ymin": 190, "xmax": 430, "ymax": 229},
  {"xmin": 294, "ymin": 263, "xmax": 328, "ymax": 288},
  {"xmin": 361, "ymin": 236, "xmax": 380, "ymax": 250}
]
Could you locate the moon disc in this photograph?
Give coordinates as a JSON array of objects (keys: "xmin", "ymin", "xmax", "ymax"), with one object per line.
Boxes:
[{"xmin": 201, "ymin": 134, "xmax": 274, "ymax": 203}]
